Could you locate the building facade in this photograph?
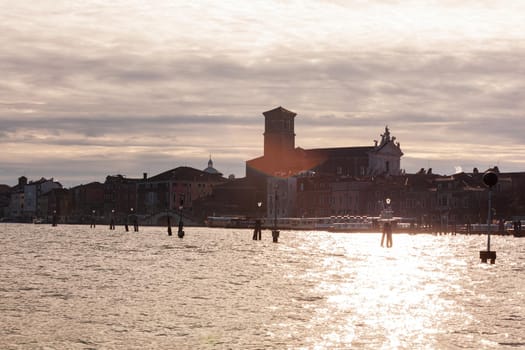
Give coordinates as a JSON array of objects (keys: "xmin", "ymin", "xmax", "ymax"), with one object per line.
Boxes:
[
  {"xmin": 246, "ymin": 106, "xmax": 404, "ymax": 179},
  {"xmin": 243, "ymin": 106, "xmax": 404, "ymax": 219},
  {"xmin": 70, "ymin": 182, "xmax": 105, "ymax": 222},
  {"xmin": 136, "ymin": 166, "xmax": 226, "ymax": 223},
  {"xmin": 18, "ymin": 177, "xmax": 62, "ymax": 219}
]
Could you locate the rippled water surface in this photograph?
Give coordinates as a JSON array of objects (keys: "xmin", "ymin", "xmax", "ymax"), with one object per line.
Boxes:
[{"xmin": 1, "ymin": 223, "xmax": 524, "ymax": 349}]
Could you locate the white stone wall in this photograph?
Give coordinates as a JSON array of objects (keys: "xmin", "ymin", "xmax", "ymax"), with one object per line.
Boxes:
[
  {"xmin": 369, "ymin": 142, "xmax": 402, "ymax": 176},
  {"xmin": 23, "ymin": 180, "xmax": 62, "ymax": 216}
]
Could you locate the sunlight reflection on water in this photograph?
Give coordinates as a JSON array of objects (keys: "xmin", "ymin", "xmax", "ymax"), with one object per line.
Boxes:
[{"xmin": 0, "ymin": 224, "xmax": 524, "ymax": 349}]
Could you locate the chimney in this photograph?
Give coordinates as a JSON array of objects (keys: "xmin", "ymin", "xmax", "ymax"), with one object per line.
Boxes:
[{"xmin": 143, "ymin": 172, "xmax": 147, "ymax": 180}]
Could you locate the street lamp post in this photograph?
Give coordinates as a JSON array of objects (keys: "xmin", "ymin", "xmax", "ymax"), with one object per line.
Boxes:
[
  {"xmin": 52, "ymin": 209, "xmax": 58, "ymax": 227},
  {"xmin": 177, "ymin": 199, "xmax": 185, "ymax": 238},
  {"xmin": 125, "ymin": 208, "xmax": 130, "ymax": 232},
  {"xmin": 131, "ymin": 207, "xmax": 139, "ymax": 232},
  {"xmin": 91, "ymin": 210, "xmax": 96, "ymax": 228},
  {"xmin": 480, "ymin": 171, "xmax": 498, "ymax": 263},
  {"xmin": 109, "ymin": 209, "xmax": 115, "ymax": 230},
  {"xmin": 380, "ymin": 198, "xmax": 393, "ymax": 248},
  {"xmin": 253, "ymin": 201, "xmax": 262, "ymax": 240}
]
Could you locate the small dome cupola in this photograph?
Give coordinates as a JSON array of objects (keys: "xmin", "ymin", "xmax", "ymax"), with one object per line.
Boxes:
[{"xmin": 204, "ymin": 155, "xmax": 222, "ymax": 175}]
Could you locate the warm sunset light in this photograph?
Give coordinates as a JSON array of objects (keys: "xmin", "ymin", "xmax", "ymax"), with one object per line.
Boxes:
[
  {"xmin": 1, "ymin": 4, "xmax": 525, "ymax": 347},
  {"xmin": 1, "ymin": 1, "xmax": 525, "ymax": 186}
]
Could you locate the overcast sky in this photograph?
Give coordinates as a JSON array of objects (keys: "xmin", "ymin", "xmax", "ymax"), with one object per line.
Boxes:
[{"xmin": 2, "ymin": 0, "xmax": 525, "ymax": 187}]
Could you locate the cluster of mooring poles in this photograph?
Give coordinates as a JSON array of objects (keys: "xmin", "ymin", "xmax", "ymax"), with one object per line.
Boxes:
[
  {"xmin": 46, "ymin": 170, "xmax": 505, "ymax": 258},
  {"xmin": 253, "ymin": 202, "xmax": 262, "ymax": 240},
  {"xmin": 124, "ymin": 208, "xmax": 139, "ymax": 232},
  {"xmin": 167, "ymin": 199, "xmax": 185, "ymax": 238},
  {"xmin": 252, "ymin": 189, "xmax": 280, "ymax": 243},
  {"xmin": 50, "ymin": 201, "xmax": 186, "ymax": 239},
  {"xmin": 480, "ymin": 170, "xmax": 498, "ymax": 264}
]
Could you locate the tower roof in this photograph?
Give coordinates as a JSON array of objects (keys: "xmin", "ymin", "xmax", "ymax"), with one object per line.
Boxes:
[
  {"xmin": 204, "ymin": 156, "xmax": 222, "ymax": 175},
  {"xmin": 262, "ymin": 106, "xmax": 297, "ymax": 118}
]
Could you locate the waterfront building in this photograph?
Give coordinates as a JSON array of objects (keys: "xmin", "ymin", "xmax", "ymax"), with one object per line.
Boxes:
[
  {"xmin": 295, "ymin": 174, "xmax": 331, "ymax": 218},
  {"xmin": 0, "ymin": 184, "xmax": 11, "ymax": 219},
  {"xmin": 368, "ymin": 168, "xmax": 520, "ymax": 231},
  {"xmin": 507, "ymin": 172, "xmax": 525, "ymax": 215},
  {"xmin": 69, "ymin": 182, "xmax": 105, "ymax": 222},
  {"xmin": 243, "ymin": 106, "xmax": 404, "ymax": 219},
  {"xmin": 267, "ymin": 176, "xmax": 297, "ymax": 219},
  {"xmin": 6, "ymin": 176, "xmax": 62, "ymax": 221},
  {"xmin": 295, "ymin": 175, "xmax": 372, "ymax": 218},
  {"xmin": 136, "ymin": 166, "xmax": 226, "ymax": 224},
  {"xmin": 192, "ymin": 177, "xmax": 261, "ymax": 222},
  {"xmin": 8, "ymin": 177, "xmax": 26, "ymax": 220},
  {"xmin": 397, "ymin": 170, "xmax": 438, "ymax": 227},
  {"xmin": 39, "ymin": 188, "xmax": 71, "ymax": 223},
  {"xmin": 246, "ymin": 106, "xmax": 404, "ymax": 180},
  {"xmin": 103, "ymin": 174, "xmax": 141, "ymax": 219},
  {"xmin": 22, "ymin": 177, "xmax": 62, "ymax": 219},
  {"xmin": 432, "ymin": 172, "xmax": 485, "ymax": 229}
]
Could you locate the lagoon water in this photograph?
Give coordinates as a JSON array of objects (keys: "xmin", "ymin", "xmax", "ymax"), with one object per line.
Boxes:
[{"xmin": 0, "ymin": 223, "xmax": 524, "ymax": 349}]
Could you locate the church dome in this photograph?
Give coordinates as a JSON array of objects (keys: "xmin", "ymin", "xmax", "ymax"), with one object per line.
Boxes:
[{"xmin": 204, "ymin": 156, "xmax": 221, "ymax": 175}]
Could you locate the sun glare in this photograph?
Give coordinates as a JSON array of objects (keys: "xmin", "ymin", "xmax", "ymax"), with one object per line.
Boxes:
[{"xmin": 305, "ymin": 234, "xmax": 461, "ymax": 348}]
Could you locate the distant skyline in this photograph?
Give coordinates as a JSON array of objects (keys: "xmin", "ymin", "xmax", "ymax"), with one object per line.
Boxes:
[{"xmin": 2, "ymin": 1, "xmax": 525, "ymax": 187}]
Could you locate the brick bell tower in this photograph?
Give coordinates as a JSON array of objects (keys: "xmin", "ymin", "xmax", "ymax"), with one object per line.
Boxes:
[{"xmin": 262, "ymin": 106, "xmax": 296, "ymax": 161}]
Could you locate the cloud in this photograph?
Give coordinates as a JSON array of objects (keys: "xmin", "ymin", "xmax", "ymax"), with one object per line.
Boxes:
[{"xmin": 1, "ymin": 1, "xmax": 525, "ymax": 186}]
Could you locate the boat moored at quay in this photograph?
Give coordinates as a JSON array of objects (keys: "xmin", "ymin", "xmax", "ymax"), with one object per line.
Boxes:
[
  {"xmin": 206, "ymin": 215, "xmax": 372, "ymax": 231},
  {"xmin": 207, "ymin": 215, "xmax": 390, "ymax": 232},
  {"xmin": 206, "ymin": 215, "xmax": 524, "ymax": 235}
]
